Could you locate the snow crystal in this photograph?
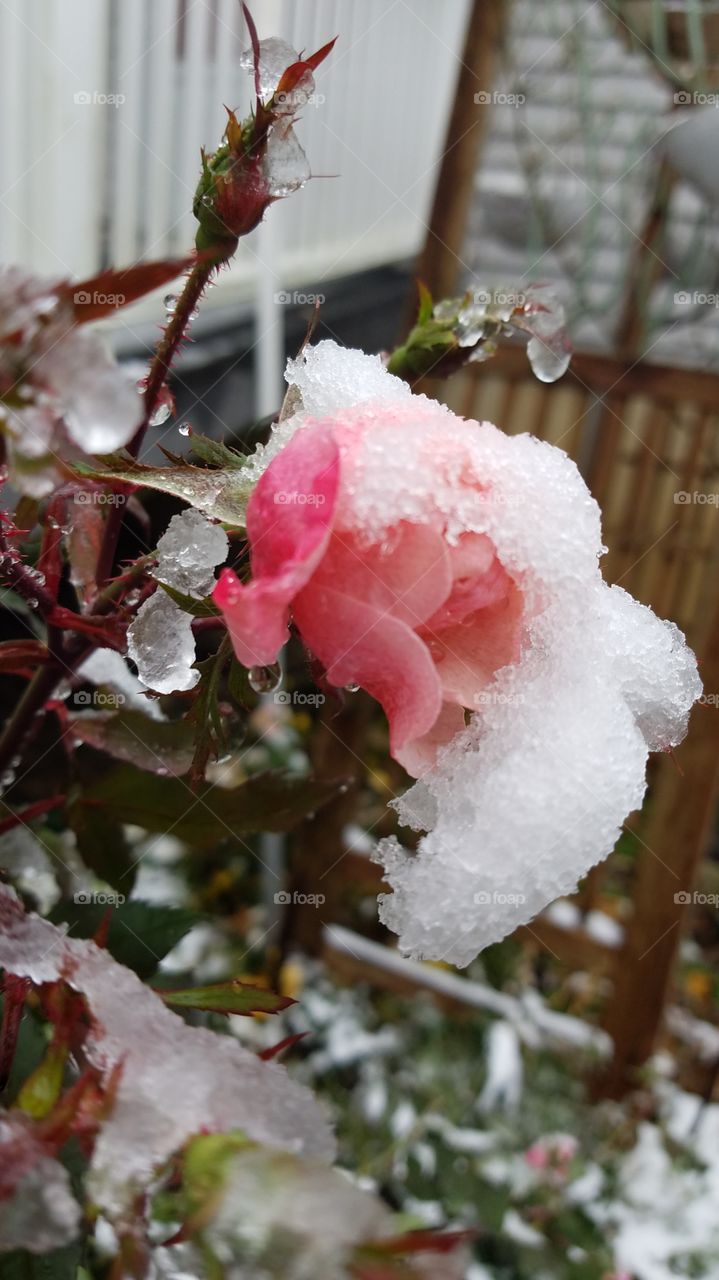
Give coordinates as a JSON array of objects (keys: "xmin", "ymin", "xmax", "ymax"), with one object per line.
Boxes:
[
  {"xmin": 127, "ymin": 511, "xmax": 228, "ymax": 695},
  {"xmin": 154, "ymin": 508, "xmax": 229, "ymax": 599},
  {"xmin": 246, "ymin": 342, "xmax": 701, "ymax": 966},
  {"xmin": 0, "ymin": 1110, "xmax": 81, "ymax": 1253},
  {"xmin": 128, "ymin": 590, "xmax": 200, "ymax": 695},
  {"xmin": 0, "ymin": 887, "xmax": 334, "ymax": 1218}
]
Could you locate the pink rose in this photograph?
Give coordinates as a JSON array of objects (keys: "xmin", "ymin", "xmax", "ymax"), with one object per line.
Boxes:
[{"xmin": 213, "ymin": 342, "xmax": 701, "ymax": 965}]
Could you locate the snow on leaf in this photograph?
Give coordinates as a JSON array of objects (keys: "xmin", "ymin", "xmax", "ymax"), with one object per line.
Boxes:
[{"xmin": 0, "ymin": 886, "xmax": 335, "ymax": 1217}]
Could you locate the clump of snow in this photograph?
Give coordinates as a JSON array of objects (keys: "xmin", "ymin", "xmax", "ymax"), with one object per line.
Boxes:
[
  {"xmin": 241, "ymin": 341, "xmax": 701, "ymax": 966},
  {"xmin": 77, "ymin": 648, "xmax": 165, "ymax": 720},
  {"xmin": 239, "ymin": 37, "xmax": 298, "ymax": 99},
  {"xmin": 477, "ymin": 1021, "xmax": 523, "ymax": 1114},
  {"xmin": 0, "ymin": 1110, "xmax": 81, "ymax": 1253},
  {"xmin": 0, "ymin": 887, "xmax": 334, "ymax": 1218},
  {"xmin": 128, "ymin": 590, "xmax": 200, "ymax": 695},
  {"xmin": 0, "ymin": 828, "xmax": 60, "ymax": 914},
  {"xmin": 128, "ymin": 509, "xmax": 228, "ymax": 695},
  {"xmin": 154, "ymin": 508, "xmax": 229, "ymax": 599}
]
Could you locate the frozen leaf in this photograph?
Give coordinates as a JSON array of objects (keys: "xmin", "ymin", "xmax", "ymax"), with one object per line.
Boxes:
[
  {"xmin": 80, "ymin": 457, "xmax": 252, "ymax": 526},
  {"xmin": 0, "ymin": 887, "xmax": 335, "ymax": 1217}
]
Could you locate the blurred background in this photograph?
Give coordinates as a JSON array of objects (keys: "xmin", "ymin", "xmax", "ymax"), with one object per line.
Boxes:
[{"xmin": 4, "ymin": 3, "xmax": 719, "ymax": 1277}]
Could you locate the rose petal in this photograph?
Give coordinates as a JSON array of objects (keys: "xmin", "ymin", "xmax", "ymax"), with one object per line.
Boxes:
[{"xmin": 213, "ymin": 425, "xmax": 340, "ymax": 667}]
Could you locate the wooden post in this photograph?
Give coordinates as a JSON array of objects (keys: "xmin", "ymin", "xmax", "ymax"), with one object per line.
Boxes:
[
  {"xmin": 410, "ymin": 0, "xmax": 507, "ymax": 306},
  {"xmin": 596, "ymin": 598, "xmax": 719, "ymax": 1097}
]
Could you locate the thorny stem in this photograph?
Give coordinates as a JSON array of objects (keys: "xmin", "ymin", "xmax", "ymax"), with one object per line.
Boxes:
[{"xmin": 94, "ymin": 257, "xmax": 218, "ymax": 591}]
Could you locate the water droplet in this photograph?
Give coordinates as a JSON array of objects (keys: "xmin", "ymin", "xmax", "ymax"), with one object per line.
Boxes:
[
  {"xmin": 149, "ymin": 402, "xmax": 172, "ymax": 427},
  {"xmin": 164, "ymin": 293, "xmax": 178, "ymax": 315},
  {"xmin": 527, "ymin": 335, "xmax": 571, "ymax": 383},
  {"xmin": 248, "ymin": 663, "xmax": 282, "ymax": 694},
  {"xmin": 178, "ymin": 423, "xmax": 191, "ymax": 437},
  {"xmin": 344, "ymin": 682, "xmax": 360, "ymax": 694}
]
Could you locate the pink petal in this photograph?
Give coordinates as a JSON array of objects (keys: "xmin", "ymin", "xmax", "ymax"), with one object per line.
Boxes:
[
  {"xmin": 423, "ymin": 533, "xmax": 511, "ymax": 630},
  {"xmin": 421, "ymin": 585, "xmax": 525, "ymax": 708},
  {"xmin": 394, "ymin": 701, "xmax": 467, "ymax": 778},
  {"xmin": 213, "ymin": 425, "xmax": 340, "ymax": 667},
  {"xmin": 291, "ymin": 523, "xmax": 451, "ymax": 756},
  {"xmin": 293, "ymin": 578, "xmax": 443, "ymax": 756}
]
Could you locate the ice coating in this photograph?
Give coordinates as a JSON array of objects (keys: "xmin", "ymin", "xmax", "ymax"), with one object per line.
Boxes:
[
  {"xmin": 128, "ymin": 590, "xmax": 200, "ymax": 695},
  {"xmin": 240, "ymin": 36, "xmax": 298, "ymax": 99},
  {"xmin": 262, "ymin": 124, "xmax": 311, "ymax": 198},
  {"xmin": 154, "ymin": 508, "xmax": 229, "ymax": 599},
  {"xmin": 128, "ymin": 511, "xmax": 229, "ymax": 694},
  {"xmin": 0, "ymin": 887, "xmax": 335, "ymax": 1217},
  {"xmin": 233, "ymin": 340, "xmax": 701, "ymax": 965},
  {"xmin": 0, "ymin": 267, "xmax": 143, "ymax": 495}
]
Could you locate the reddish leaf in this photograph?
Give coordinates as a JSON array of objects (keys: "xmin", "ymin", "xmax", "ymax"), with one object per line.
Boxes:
[
  {"xmin": 0, "ymin": 640, "xmax": 50, "ymax": 673},
  {"xmin": 64, "ymin": 256, "xmax": 194, "ymax": 323},
  {"xmin": 258, "ymin": 1031, "xmax": 308, "ymax": 1060},
  {"xmin": 304, "ymin": 36, "xmax": 338, "ymax": 72},
  {"xmin": 0, "ymin": 975, "xmax": 29, "ymax": 1090},
  {"xmin": 0, "ymin": 795, "xmax": 65, "ymax": 836}
]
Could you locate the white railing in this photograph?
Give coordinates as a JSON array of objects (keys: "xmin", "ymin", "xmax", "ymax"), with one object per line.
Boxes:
[
  {"xmin": 0, "ymin": 0, "xmax": 470, "ymax": 407},
  {"xmin": 0, "ymin": 0, "xmax": 469, "ymax": 291}
]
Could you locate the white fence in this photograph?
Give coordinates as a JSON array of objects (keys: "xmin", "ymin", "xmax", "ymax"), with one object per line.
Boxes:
[{"xmin": 0, "ymin": 0, "xmax": 469, "ymax": 298}]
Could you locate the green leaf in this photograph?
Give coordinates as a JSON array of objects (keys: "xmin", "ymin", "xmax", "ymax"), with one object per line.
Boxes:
[
  {"xmin": 76, "ymin": 764, "xmax": 348, "ymax": 847},
  {"xmin": 189, "ymin": 432, "xmax": 248, "ymax": 470},
  {"xmin": 68, "ymin": 708, "xmax": 196, "ymax": 777},
  {"xmin": 74, "ymin": 456, "xmax": 253, "ymax": 527},
  {"xmin": 66, "ymin": 798, "xmax": 136, "ymax": 894},
  {"xmin": 48, "ymin": 900, "xmax": 200, "ymax": 980},
  {"xmin": 158, "ymin": 581, "xmax": 222, "ymax": 618},
  {"xmin": 159, "ymin": 979, "xmax": 294, "ymax": 1016},
  {"xmin": 0, "ymin": 1242, "xmax": 84, "ymax": 1280},
  {"xmin": 227, "ymin": 658, "xmax": 251, "ymax": 710},
  {"xmin": 416, "ymin": 279, "xmax": 434, "ymax": 325}
]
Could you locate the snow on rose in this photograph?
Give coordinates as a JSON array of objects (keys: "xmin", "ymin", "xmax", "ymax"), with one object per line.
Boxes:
[{"xmin": 214, "ymin": 340, "xmax": 701, "ymax": 967}]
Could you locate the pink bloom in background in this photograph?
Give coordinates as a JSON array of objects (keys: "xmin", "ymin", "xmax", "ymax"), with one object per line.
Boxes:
[
  {"xmin": 525, "ymin": 1133, "xmax": 579, "ymax": 1183},
  {"xmin": 214, "ymin": 342, "xmax": 701, "ymax": 966}
]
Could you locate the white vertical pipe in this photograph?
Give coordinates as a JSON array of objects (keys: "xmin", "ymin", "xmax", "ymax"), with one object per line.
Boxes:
[{"xmin": 255, "ymin": 211, "xmax": 284, "ymax": 420}]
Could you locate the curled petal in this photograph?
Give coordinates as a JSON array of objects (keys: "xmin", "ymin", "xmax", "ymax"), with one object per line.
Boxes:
[{"xmin": 213, "ymin": 425, "xmax": 340, "ymax": 667}]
